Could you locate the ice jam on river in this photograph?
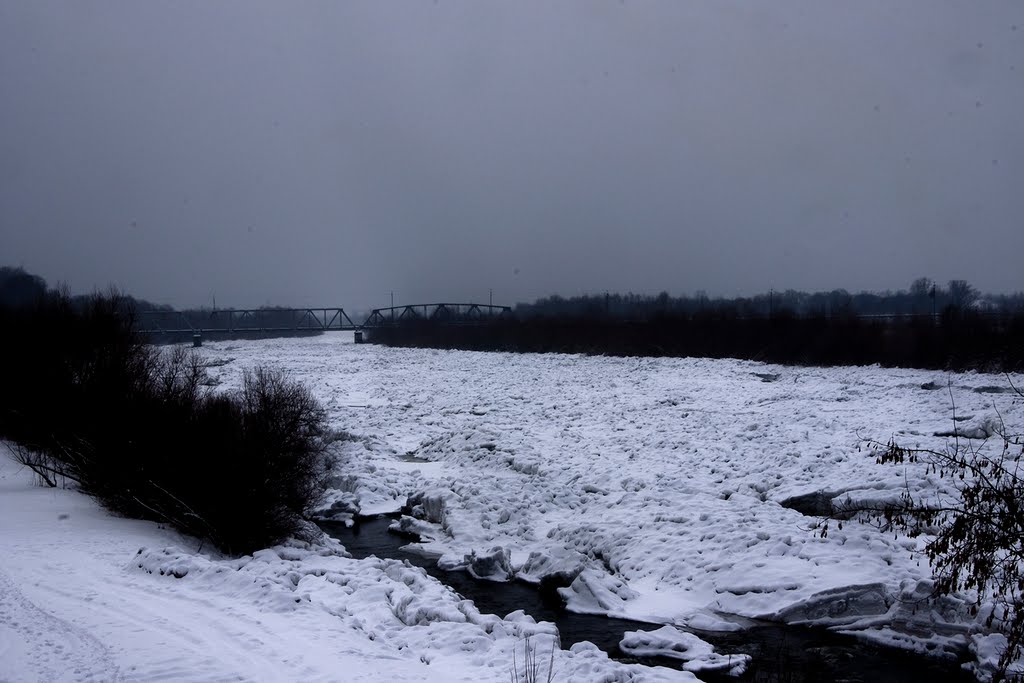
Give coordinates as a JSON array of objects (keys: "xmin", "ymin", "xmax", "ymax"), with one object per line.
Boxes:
[{"xmin": 2, "ymin": 334, "xmax": 1021, "ymax": 681}]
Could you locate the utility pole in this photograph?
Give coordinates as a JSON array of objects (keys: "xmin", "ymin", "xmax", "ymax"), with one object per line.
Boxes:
[
  {"xmin": 489, "ymin": 288, "xmax": 493, "ymax": 307},
  {"xmin": 390, "ymin": 291, "xmax": 394, "ymax": 321},
  {"xmin": 769, "ymin": 288, "xmax": 774, "ymax": 319}
]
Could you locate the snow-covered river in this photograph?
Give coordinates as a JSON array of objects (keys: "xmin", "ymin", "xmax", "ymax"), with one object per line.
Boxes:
[{"xmin": 193, "ymin": 333, "xmax": 1022, "ymax": 680}]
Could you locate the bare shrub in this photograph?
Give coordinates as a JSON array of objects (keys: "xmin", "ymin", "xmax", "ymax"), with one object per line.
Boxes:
[
  {"xmin": 854, "ymin": 382, "xmax": 1024, "ymax": 680},
  {"xmin": 510, "ymin": 635, "xmax": 556, "ymax": 683},
  {"xmin": 0, "ymin": 289, "xmax": 336, "ymax": 555}
]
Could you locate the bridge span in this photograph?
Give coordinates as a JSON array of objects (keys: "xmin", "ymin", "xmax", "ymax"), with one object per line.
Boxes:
[{"xmin": 138, "ymin": 303, "xmax": 511, "ymax": 337}]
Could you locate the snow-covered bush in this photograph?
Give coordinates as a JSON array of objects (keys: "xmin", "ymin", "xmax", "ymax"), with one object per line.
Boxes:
[{"xmin": 0, "ymin": 290, "xmax": 335, "ymax": 555}]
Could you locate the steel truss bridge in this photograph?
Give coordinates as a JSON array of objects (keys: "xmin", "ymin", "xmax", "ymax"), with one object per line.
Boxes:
[{"xmin": 138, "ymin": 303, "xmax": 512, "ymax": 337}]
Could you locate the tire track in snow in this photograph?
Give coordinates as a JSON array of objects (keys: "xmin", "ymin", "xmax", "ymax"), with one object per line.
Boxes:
[
  {"xmin": 33, "ymin": 577, "xmax": 326, "ymax": 682},
  {"xmin": 0, "ymin": 569, "xmax": 121, "ymax": 683}
]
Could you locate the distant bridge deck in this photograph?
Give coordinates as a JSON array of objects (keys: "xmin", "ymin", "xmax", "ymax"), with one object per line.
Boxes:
[
  {"xmin": 139, "ymin": 303, "xmax": 511, "ymax": 336},
  {"xmin": 363, "ymin": 303, "xmax": 512, "ymax": 327}
]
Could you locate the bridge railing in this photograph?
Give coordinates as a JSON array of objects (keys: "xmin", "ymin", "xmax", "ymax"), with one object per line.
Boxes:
[{"xmin": 362, "ymin": 303, "xmax": 512, "ymax": 327}]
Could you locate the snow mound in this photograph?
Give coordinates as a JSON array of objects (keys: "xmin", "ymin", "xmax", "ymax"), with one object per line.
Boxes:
[
  {"xmin": 967, "ymin": 633, "xmax": 1024, "ymax": 682},
  {"xmin": 933, "ymin": 414, "xmax": 999, "ymax": 440},
  {"xmin": 404, "ymin": 488, "xmax": 452, "ymax": 526},
  {"xmin": 565, "ymin": 641, "xmax": 699, "ymax": 682},
  {"xmin": 517, "ymin": 548, "xmax": 588, "ymax": 585},
  {"xmin": 438, "ymin": 546, "xmax": 515, "ymax": 581},
  {"xmin": 620, "ymin": 625, "xmax": 750, "ymax": 675},
  {"xmin": 770, "ymin": 583, "xmax": 891, "ymax": 626},
  {"xmin": 558, "ymin": 569, "xmax": 640, "ymax": 616}
]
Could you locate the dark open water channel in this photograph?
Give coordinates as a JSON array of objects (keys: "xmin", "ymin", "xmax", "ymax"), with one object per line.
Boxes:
[{"xmin": 318, "ymin": 515, "xmax": 975, "ymax": 683}]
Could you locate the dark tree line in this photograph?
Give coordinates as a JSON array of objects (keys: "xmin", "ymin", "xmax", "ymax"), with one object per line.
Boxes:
[
  {"xmin": 0, "ymin": 266, "xmax": 172, "ymax": 314},
  {"xmin": 372, "ymin": 278, "xmax": 1024, "ymax": 371},
  {"xmin": 371, "ymin": 313, "xmax": 1023, "ymax": 371},
  {"xmin": 515, "ymin": 279, "xmax": 1021, "ymax": 322},
  {"xmin": 0, "ymin": 267, "xmax": 324, "ymax": 343}
]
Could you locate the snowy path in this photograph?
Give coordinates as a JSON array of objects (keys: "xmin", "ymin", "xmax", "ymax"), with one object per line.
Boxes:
[{"xmin": 0, "ymin": 568, "xmax": 119, "ymax": 682}]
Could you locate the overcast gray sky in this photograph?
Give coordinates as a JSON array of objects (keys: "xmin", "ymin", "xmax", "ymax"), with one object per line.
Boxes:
[{"xmin": 1, "ymin": 2, "xmax": 1021, "ymax": 309}]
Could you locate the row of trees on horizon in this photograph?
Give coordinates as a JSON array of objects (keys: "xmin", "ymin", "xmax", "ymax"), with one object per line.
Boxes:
[
  {"xmin": 3, "ymin": 267, "xmax": 1021, "ymax": 321},
  {"xmin": 0, "ymin": 266, "xmax": 173, "ymax": 314},
  {"xmin": 516, "ymin": 278, "xmax": 1024, "ymax": 321}
]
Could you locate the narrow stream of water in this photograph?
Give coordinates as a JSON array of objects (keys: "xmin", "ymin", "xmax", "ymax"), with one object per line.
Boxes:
[{"xmin": 318, "ymin": 515, "xmax": 975, "ymax": 683}]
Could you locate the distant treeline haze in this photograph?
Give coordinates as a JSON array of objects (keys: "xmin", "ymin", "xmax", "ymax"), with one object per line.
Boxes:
[
  {"xmin": 0, "ymin": 267, "xmax": 321, "ymax": 340},
  {"xmin": 4, "ymin": 268, "xmax": 1018, "ymax": 322},
  {"xmin": 515, "ymin": 278, "xmax": 1021, "ymax": 321},
  {"xmin": 4, "ymin": 267, "xmax": 1023, "ymax": 370},
  {"xmin": 0, "ymin": 267, "xmax": 171, "ymax": 313},
  {"xmin": 375, "ymin": 278, "xmax": 1024, "ymax": 372}
]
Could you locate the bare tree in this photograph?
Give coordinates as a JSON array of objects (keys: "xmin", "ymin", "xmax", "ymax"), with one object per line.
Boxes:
[{"xmin": 949, "ymin": 280, "xmax": 979, "ymax": 309}]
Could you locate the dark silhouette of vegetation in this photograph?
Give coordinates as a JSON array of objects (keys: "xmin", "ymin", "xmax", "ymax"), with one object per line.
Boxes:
[
  {"xmin": 0, "ymin": 283, "xmax": 335, "ymax": 555},
  {"xmin": 515, "ymin": 280, "xmax": 1019, "ymax": 320},
  {"xmin": 0, "ymin": 266, "xmax": 48, "ymax": 308},
  {"xmin": 370, "ymin": 309, "xmax": 1023, "ymax": 371},
  {"xmin": 0, "ymin": 266, "xmax": 323, "ymax": 344},
  {"xmin": 371, "ymin": 280, "xmax": 1024, "ymax": 372},
  {"xmin": 0, "ymin": 266, "xmax": 173, "ymax": 314}
]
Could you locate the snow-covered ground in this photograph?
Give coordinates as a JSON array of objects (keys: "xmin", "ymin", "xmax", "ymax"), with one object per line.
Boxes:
[
  {"xmin": 0, "ymin": 444, "xmax": 694, "ymax": 682},
  {"xmin": 3, "ymin": 334, "xmax": 1021, "ymax": 680}
]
